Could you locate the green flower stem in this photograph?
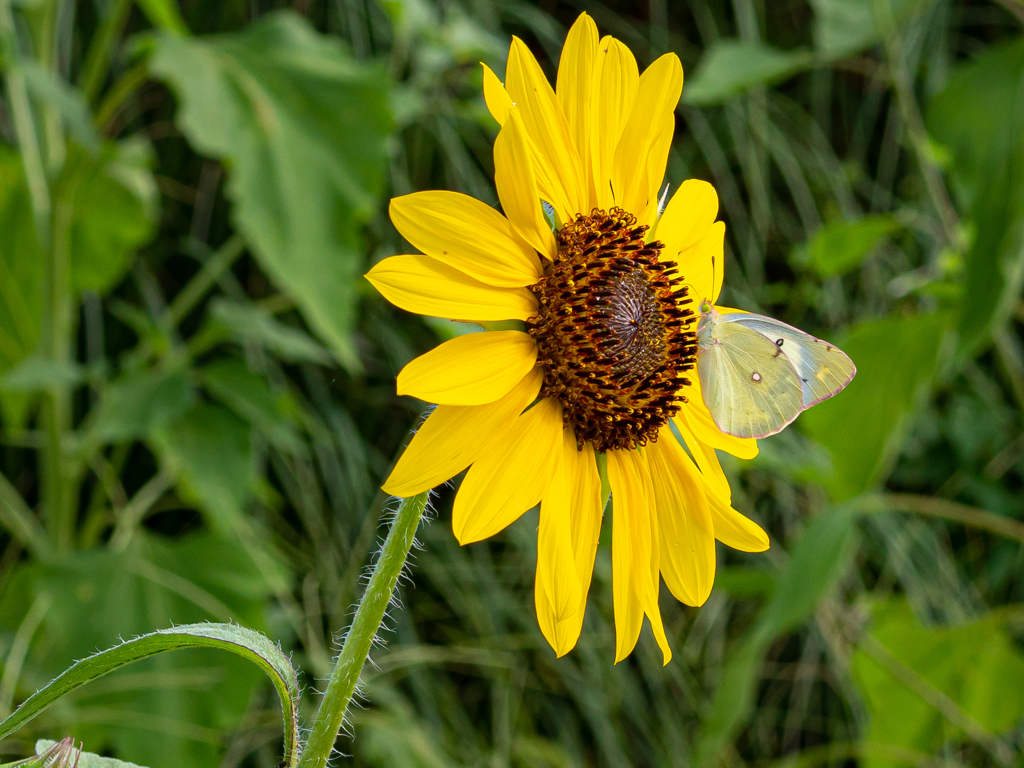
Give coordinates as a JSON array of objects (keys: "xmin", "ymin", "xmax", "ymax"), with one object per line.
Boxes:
[{"xmin": 296, "ymin": 492, "xmax": 428, "ymax": 768}]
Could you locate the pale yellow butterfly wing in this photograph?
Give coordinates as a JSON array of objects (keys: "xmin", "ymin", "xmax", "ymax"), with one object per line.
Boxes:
[
  {"xmin": 697, "ymin": 322, "xmax": 804, "ymax": 439},
  {"xmin": 719, "ymin": 314, "xmax": 856, "ymax": 407}
]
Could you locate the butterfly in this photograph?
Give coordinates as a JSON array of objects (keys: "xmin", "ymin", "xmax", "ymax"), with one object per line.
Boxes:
[{"xmin": 695, "ymin": 300, "xmax": 856, "ymax": 439}]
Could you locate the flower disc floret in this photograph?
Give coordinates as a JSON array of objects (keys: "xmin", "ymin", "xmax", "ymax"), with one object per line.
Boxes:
[{"xmin": 527, "ymin": 208, "xmax": 698, "ymax": 452}]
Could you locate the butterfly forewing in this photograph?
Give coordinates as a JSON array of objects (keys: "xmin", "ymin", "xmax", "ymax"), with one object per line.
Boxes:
[
  {"xmin": 698, "ymin": 322, "xmax": 804, "ymax": 439},
  {"xmin": 720, "ymin": 314, "xmax": 856, "ymax": 407}
]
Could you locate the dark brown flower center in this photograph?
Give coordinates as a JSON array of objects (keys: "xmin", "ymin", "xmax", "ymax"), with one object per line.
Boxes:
[{"xmin": 527, "ymin": 208, "xmax": 697, "ymax": 452}]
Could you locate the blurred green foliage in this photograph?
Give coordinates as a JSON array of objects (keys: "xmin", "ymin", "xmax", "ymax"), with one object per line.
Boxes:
[{"xmin": 0, "ymin": 0, "xmax": 1022, "ymax": 767}]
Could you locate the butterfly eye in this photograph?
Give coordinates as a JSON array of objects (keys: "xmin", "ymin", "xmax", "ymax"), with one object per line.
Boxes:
[{"xmin": 751, "ymin": 372, "xmax": 762, "ymax": 383}]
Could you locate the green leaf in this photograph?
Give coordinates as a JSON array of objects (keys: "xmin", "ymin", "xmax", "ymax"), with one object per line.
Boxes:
[
  {"xmin": 208, "ymin": 300, "xmax": 332, "ymax": 364},
  {"xmin": 89, "ymin": 369, "xmax": 196, "ymax": 444},
  {"xmin": 799, "ymin": 313, "xmax": 950, "ymax": 500},
  {"xmin": 0, "ymin": 146, "xmax": 44, "ymax": 375},
  {"xmin": 148, "ymin": 11, "xmax": 394, "ymax": 371},
  {"xmin": 811, "ymin": 0, "xmax": 936, "ymax": 59},
  {"xmin": 0, "ymin": 134, "xmax": 157, "ymax": 428},
  {"xmin": 0, "ymin": 147, "xmax": 44, "ymax": 430},
  {"xmin": 36, "ymin": 740, "xmax": 150, "ymax": 768},
  {"xmin": 683, "ymin": 40, "xmax": 812, "ymax": 105},
  {"xmin": 800, "ymin": 215, "xmax": 901, "ymax": 277},
  {"xmin": 200, "ymin": 358, "xmax": 303, "ymax": 452},
  {"xmin": 20, "ymin": 62, "xmax": 100, "ymax": 151},
  {"xmin": 154, "ymin": 402, "xmax": 254, "ymax": 530},
  {"xmin": 757, "ymin": 507, "xmax": 858, "ymax": 639},
  {"xmin": 62, "ymin": 139, "xmax": 159, "ymax": 296},
  {"xmin": 0, "ymin": 534, "xmax": 290, "ymax": 768},
  {"xmin": 0, "ymin": 355, "xmax": 82, "ymax": 392},
  {"xmin": 851, "ymin": 600, "xmax": 1024, "ymax": 767},
  {"xmin": 927, "ymin": 39, "xmax": 1024, "ymax": 353},
  {"xmin": 0, "ymin": 623, "xmax": 299, "ymax": 767},
  {"xmin": 711, "ymin": 567, "xmax": 777, "ymax": 600}
]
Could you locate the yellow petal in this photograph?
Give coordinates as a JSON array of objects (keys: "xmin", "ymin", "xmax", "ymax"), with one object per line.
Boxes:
[
  {"xmin": 539, "ymin": 438, "xmax": 603, "ymax": 656},
  {"xmin": 569, "ymin": 441, "xmax": 603, "ymax": 592},
  {"xmin": 591, "ymin": 37, "xmax": 639, "ymax": 210},
  {"xmin": 637, "ymin": 449, "xmax": 673, "ymax": 665},
  {"xmin": 612, "ymin": 53, "xmax": 683, "ymax": 215},
  {"xmin": 453, "ymin": 397, "xmax": 562, "ymax": 544},
  {"xmin": 366, "ymin": 254, "xmax": 537, "ymax": 322},
  {"xmin": 556, "ymin": 13, "xmax": 599, "ymax": 205},
  {"xmin": 390, "ymin": 191, "xmax": 542, "ymax": 288},
  {"xmin": 658, "ymin": 179, "xmax": 719, "ymax": 262},
  {"xmin": 644, "ymin": 580, "xmax": 673, "ymax": 666},
  {"xmin": 536, "ymin": 430, "xmax": 585, "ymax": 656},
  {"xmin": 607, "ymin": 448, "xmax": 652, "ymax": 663},
  {"xmin": 482, "ymin": 63, "xmax": 512, "ymax": 126},
  {"xmin": 647, "ymin": 431, "xmax": 716, "ymax": 607},
  {"xmin": 639, "ymin": 114, "xmax": 675, "ymax": 228},
  {"xmin": 397, "ymin": 331, "xmax": 537, "ymax": 406},
  {"xmin": 675, "ymin": 220, "xmax": 725, "ymax": 304},
  {"xmin": 677, "ymin": 376, "xmax": 759, "ymax": 460},
  {"xmin": 505, "ymin": 38, "xmax": 585, "ymax": 223},
  {"xmin": 495, "ymin": 110, "xmax": 556, "ymax": 260},
  {"xmin": 672, "ymin": 414, "xmax": 732, "ymax": 502},
  {"xmin": 708, "ymin": 491, "xmax": 770, "ymax": 553},
  {"xmin": 383, "ymin": 368, "xmax": 543, "ymax": 497}
]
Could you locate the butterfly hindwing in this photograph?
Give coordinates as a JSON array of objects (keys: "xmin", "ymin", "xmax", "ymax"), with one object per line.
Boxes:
[
  {"xmin": 719, "ymin": 314, "xmax": 857, "ymax": 407},
  {"xmin": 697, "ymin": 322, "xmax": 804, "ymax": 439}
]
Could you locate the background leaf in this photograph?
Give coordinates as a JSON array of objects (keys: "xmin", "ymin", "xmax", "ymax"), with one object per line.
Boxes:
[
  {"xmin": 0, "ymin": 146, "xmax": 44, "ymax": 409},
  {"xmin": 148, "ymin": 12, "xmax": 393, "ymax": 371},
  {"xmin": 851, "ymin": 600, "xmax": 1024, "ymax": 767},
  {"xmin": 683, "ymin": 41, "xmax": 811, "ymax": 105},
  {"xmin": 153, "ymin": 403, "xmax": 254, "ymax": 531},
  {"xmin": 63, "ymin": 139, "xmax": 159, "ymax": 296},
  {"xmin": 927, "ymin": 38, "xmax": 1024, "ymax": 352},
  {"xmin": 799, "ymin": 313, "xmax": 951, "ymax": 499},
  {"xmin": 810, "ymin": 0, "xmax": 936, "ymax": 59},
  {"xmin": 800, "ymin": 215, "xmax": 901, "ymax": 277},
  {"xmin": 208, "ymin": 300, "xmax": 332, "ymax": 365},
  {"xmin": 199, "ymin": 358, "xmax": 302, "ymax": 452},
  {"xmin": 89, "ymin": 370, "xmax": 195, "ymax": 444}
]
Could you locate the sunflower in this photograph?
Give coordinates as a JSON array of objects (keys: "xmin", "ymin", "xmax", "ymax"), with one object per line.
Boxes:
[{"xmin": 366, "ymin": 13, "xmax": 770, "ymax": 664}]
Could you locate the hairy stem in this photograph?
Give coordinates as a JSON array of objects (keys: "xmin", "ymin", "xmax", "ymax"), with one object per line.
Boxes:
[{"xmin": 296, "ymin": 493, "xmax": 428, "ymax": 768}]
